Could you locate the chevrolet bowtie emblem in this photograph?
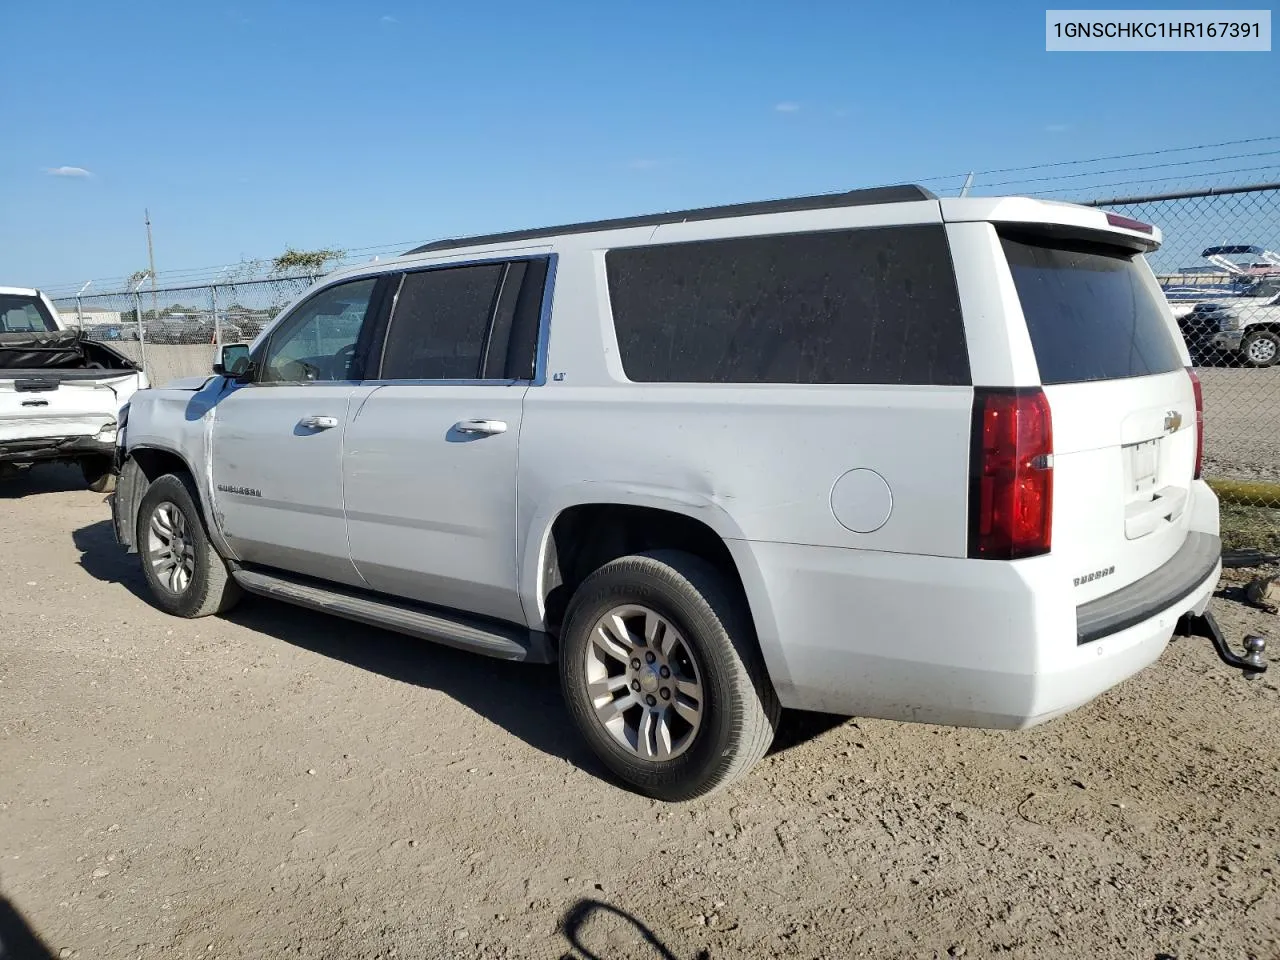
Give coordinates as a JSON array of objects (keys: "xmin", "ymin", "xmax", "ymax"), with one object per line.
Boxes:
[{"xmin": 1164, "ymin": 410, "xmax": 1183, "ymax": 432}]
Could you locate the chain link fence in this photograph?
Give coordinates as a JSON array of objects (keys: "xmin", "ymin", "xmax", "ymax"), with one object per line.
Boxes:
[
  {"xmin": 1082, "ymin": 184, "xmax": 1280, "ymax": 553},
  {"xmin": 52, "ymin": 277, "xmax": 315, "ymax": 388}
]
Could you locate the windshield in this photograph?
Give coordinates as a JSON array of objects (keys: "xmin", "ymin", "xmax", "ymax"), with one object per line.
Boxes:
[
  {"xmin": 0, "ymin": 293, "xmax": 58, "ymax": 333},
  {"xmin": 1001, "ymin": 233, "xmax": 1184, "ymax": 385}
]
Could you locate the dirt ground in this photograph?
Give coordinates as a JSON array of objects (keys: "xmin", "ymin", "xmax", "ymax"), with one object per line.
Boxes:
[
  {"xmin": 1, "ymin": 466, "xmax": 1277, "ymax": 960},
  {"xmin": 1200, "ymin": 367, "xmax": 1280, "ymax": 484}
]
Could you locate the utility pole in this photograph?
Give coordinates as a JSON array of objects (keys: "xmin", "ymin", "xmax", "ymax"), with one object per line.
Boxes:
[{"xmin": 145, "ymin": 209, "xmax": 158, "ymax": 322}]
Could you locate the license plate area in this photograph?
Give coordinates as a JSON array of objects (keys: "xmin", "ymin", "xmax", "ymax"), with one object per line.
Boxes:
[{"xmin": 1127, "ymin": 439, "xmax": 1160, "ymax": 498}]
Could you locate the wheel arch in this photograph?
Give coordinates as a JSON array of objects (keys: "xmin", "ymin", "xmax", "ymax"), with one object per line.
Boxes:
[
  {"xmin": 520, "ymin": 486, "xmax": 790, "ymax": 693},
  {"xmin": 116, "ymin": 444, "xmax": 233, "ymax": 557}
]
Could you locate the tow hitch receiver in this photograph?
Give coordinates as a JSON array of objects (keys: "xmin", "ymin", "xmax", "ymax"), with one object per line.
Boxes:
[{"xmin": 1177, "ymin": 611, "xmax": 1268, "ymax": 679}]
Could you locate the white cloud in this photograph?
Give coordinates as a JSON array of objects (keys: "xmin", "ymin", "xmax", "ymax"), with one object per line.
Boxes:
[
  {"xmin": 1044, "ymin": 123, "xmax": 1071, "ymax": 133},
  {"xmin": 774, "ymin": 102, "xmax": 801, "ymax": 113},
  {"xmin": 380, "ymin": 14, "xmax": 398, "ymax": 22},
  {"xmin": 46, "ymin": 166, "xmax": 93, "ymax": 178}
]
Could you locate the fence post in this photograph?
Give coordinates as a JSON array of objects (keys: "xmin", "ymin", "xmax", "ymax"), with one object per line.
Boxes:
[
  {"xmin": 75, "ymin": 297, "xmax": 83, "ymax": 329},
  {"xmin": 211, "ymin": 284, "xmax": 221, "ymax": 347},
  {"xmin": 134, "ymin": 290, "xmax": 147, "ymax": 370}
]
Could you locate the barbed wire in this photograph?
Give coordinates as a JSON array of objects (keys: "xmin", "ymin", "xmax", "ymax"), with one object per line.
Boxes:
[{"xmin": 912, "ymin": 134, "xmax": 1280, "ymax": 184}]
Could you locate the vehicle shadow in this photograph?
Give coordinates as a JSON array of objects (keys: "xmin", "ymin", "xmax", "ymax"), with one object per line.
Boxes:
[
  {"xmin": 72, "ymin": 517, "xmax": 848, "ymax": 783},
  {"xmin": 0, "ymin": 463, "xmax": 88, "ymax": 498},
  {"xmin": 226, "ymin": 594, "xmax": 608, "ymax": 776},
  {"xmin": 0, "ymin": 894, "xmax": 56, "ymax": 960},
  {"xmin": 72, "ymin": 519, "xmax": 151, "ymax": 603},
  {"xmin": 559, "ymin": 898, "xmax": 708, "ymax": 960}
]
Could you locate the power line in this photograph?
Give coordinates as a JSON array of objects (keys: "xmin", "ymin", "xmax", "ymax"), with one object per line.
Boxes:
[
  {"xmin": 977, "ymin": 149, "xmax": 1280, "ymax": 189},
  {"xmin": 1029, "ymin": 163, "xmax": 1280, "ymax": 198},
  {"xmin": 915, "ymin": 134, "xmax": 1280, "ymax": 184},
  {"xmin": 39, "ymin": 136, "xmax": 1280, "ymax": 295},
  {"xmin": 38, "ymin": 238, "xmax": 423, "ymax": 296}
]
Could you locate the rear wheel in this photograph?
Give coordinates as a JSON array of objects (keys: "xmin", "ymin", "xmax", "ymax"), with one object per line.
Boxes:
[
  {"xmin": 1242, "ymin": 330, "xmax": 1280, "ymax": 367},
  {"xmin": 559, "ymin": 550, "xmax": 779, "ymax": 801},
  {"xmin": 81, "ymin": 456, "xmax": 115, "ymax": 493},
  {"xmin": 136, "ymin": 473, "xmax": 241, "ymax": 618}
]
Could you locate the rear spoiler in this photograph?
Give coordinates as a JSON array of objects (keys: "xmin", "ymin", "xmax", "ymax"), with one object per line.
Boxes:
[{"xmin": 940, "ymin": 197, "xmax": 1161, "ymax": 252}]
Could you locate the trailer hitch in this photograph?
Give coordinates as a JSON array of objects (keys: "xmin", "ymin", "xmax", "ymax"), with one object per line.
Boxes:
[{"xmin": 1176, "ymin": 610, "xmax": 1268, "ymax": 679}]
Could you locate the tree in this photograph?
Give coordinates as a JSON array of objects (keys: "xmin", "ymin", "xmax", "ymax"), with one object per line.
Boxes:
[{"xmin": 270, "ymin": 247, "xmax": 345, "ymax": 276}]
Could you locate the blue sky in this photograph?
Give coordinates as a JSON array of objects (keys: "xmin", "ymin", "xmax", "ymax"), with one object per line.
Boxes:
[{"xmin": 4, "ymin": 0, "xmax": 1277, "ymax": 294}]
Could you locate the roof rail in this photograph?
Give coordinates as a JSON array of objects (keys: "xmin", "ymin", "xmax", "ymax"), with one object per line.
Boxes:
[{"xmin": 404, "ymin": 184, "xmax": 937, "ymax": 255}]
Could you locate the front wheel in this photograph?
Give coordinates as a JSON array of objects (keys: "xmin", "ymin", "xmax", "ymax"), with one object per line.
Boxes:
[
  {"xmin": 559, "ymin": 550, "xmax": 780, "ymax": 801},
  {"xmin": 136, "ymin": 473, "xmax": 241, "ymax": 618},
  {"xmin": 1242, "ymin": 330, "xmax": 1280, "ymax": 367}
]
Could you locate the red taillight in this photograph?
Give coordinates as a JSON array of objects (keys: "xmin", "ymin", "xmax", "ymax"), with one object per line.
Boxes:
[
  {"xmin": 969, "ymin": 389, "xmax": 1053, "ymax": 560},
  {"xmin": 1187, "ymin": 366, "xmax": 1204, "ymax": 479},
  {"xmin": 1105, "ymin": 212, "xmax": 1154, "ymax": 234}
]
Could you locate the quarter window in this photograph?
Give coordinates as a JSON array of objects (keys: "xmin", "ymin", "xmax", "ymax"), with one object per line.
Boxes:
[{"xmin": 606, "ymin": 226, "xmax": 970, "ymax": 385}]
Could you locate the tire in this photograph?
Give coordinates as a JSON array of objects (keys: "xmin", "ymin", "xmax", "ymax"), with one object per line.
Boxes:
[
  {"xmin": 81, "ymin": 456, "xmax": 116, "ymax": 493},
  {"xmin": 136, "ymin": 472, "xmax": 241, "ymax": 618},
  {"xmin": 559, "ymin": 550, "xmax": 780, "ymax": 801},
  {"xmin": 1242, "ymin": 330, "xmax": 1280, "ymax": 368}
]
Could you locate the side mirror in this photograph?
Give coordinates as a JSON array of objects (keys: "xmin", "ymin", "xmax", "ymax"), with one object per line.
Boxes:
[{"xmin": 213, "ymin": 343, "xmax": 253, "ymax": 380}]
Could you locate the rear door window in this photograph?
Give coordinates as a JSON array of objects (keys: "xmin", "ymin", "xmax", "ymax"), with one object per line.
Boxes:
[
  {"xmin": 605, "ymin": 225, "xmax": 970, "ymax": 385},
  {"xmin": 379, "ymin": 260, "xmax": 547, "ymax": 381},
  {"xmin": 1000, "ymin": 233, "xmax": 1184, "ymax": 384}
]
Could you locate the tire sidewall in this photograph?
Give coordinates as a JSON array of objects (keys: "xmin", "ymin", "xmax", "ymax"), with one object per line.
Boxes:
[
  {"xmin": 136, "ymin": 474, "xmax": 216, "ymax": 617},
  {"xmin": 559, "ymin": 559, "xmax": 746, "ymax": 800}
]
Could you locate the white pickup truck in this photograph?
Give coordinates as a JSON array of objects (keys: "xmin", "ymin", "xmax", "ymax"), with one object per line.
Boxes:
[{"xmin": 0, "ymin": 287, "xmax": 148, "ymax": 490}]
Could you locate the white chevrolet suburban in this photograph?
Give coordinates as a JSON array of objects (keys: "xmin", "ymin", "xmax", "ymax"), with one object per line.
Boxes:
[
  {"xmin": 110, "ymin": 186, "xmax": 1257, "ymax": 799},
  {"xmin": 1, "ymin": 287, "xmax": 147, "ymax": 490}
]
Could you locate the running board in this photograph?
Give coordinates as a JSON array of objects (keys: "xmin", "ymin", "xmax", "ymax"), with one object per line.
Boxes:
[{"xmin": 231, "ymin": 568, "xmax": 553, "ymax": 663}]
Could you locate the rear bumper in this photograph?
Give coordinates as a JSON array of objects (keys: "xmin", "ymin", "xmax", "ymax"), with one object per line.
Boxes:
[
  {"xmin": 1077, "ymin": 532, "xmax": 1220, "ymax": 643},
  {"xmin": 0, "ymin": 434, "xmax": 115, "ymax": 463},
  {"xmin": 738, "ymin": 531, "xmax": 1220, "ymax": 729}
]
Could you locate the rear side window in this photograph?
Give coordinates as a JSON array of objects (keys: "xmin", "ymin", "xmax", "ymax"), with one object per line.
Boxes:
[
  {"xmin": 379, "ymin": 259, "xmax": 548, "ymax": 381},
  {"xmin": 1001, "ymin": 233, "xmax": 1183, "ymax": 385},
  {"xmin": 382, "ymin": 264, "xmax": 504, "ymax": 380},
  {"xmin": 606, "ymin": 226, "xmax": 970, "ymax": 385}
]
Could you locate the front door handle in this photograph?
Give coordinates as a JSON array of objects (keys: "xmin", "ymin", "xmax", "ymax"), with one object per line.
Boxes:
[
  {"xmin": 298, "ymin": 415, "xmax": 339, "ymax": 431},
  {"xmin": 454, "ymin": 419, "xmax": 507, "ymax": 436}
]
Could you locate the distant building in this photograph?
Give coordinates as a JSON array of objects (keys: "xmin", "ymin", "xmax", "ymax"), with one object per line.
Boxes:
[{"xmin": 66, "ymin": 306, "xmax": 123, "ymax": 326}]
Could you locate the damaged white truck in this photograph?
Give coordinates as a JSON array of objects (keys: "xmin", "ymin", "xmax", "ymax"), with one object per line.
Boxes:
[{"xmin": 0, "ymin": 287, "xmax": 147, "ymax": 491}]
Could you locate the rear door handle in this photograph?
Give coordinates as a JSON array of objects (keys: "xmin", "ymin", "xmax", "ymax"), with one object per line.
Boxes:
[
  {"xmin": 453, "ymin": 419, "xmax": 507, "ymax": 436},
  {"xmin": 298, "ymin": 415, "xmax": 339, "ymax": 430}
]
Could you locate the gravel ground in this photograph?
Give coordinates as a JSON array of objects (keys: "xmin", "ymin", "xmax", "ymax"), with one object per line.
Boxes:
[
  {"xmin": 1, "ymin": 466, "xmax": 1278, "ymax": 960},
  {"xmin": 1199, "ymin": 367, "xmax": 1280, "ymax": 485}
]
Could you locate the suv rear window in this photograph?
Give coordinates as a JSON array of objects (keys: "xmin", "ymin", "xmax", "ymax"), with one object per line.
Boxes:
[
  {"xmin": 606, "ymin": 226, "xmax": 970, "ymax": 385},
  {"xmin": 1000, "ymin": 233, "xmax": 1183, "ymax": 385}
]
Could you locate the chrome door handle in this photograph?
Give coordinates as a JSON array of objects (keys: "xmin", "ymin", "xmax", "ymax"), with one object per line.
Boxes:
[
  {"xmin": 454, "ymin": 419, "xmax": 507, "ymax": 436},
  {"xmin": 298, "ymin": 415, "xmax": 339, "ymax": 430}
]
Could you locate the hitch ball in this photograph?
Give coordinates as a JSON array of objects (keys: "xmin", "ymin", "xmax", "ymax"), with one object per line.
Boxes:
[{"xmin": 1242, "ymin": 635, "xmax": 1267, "ymax": 680}]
